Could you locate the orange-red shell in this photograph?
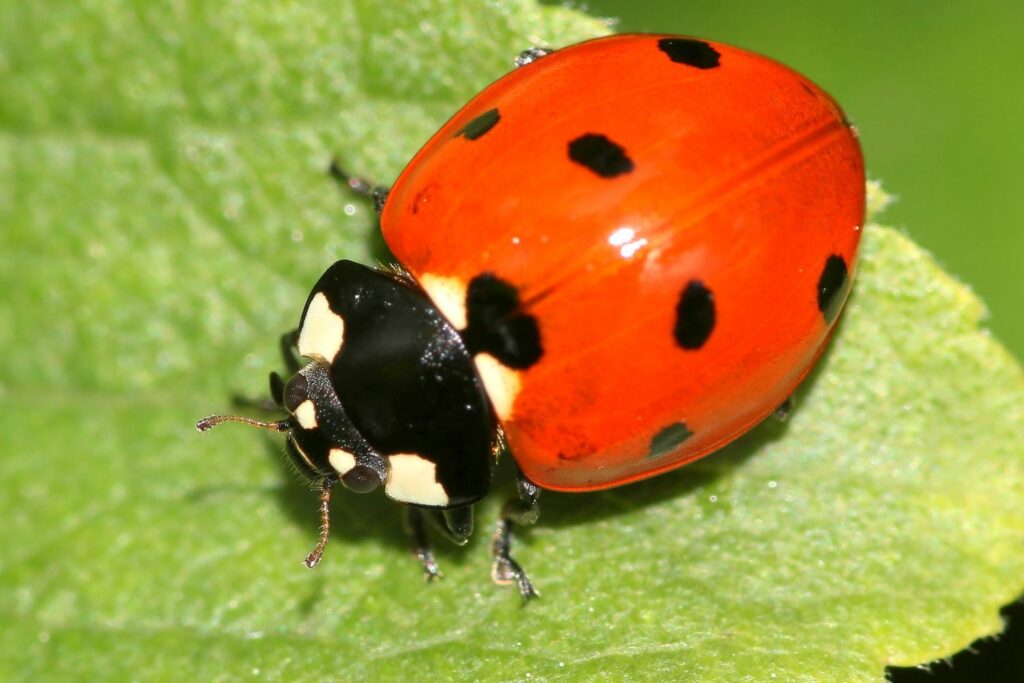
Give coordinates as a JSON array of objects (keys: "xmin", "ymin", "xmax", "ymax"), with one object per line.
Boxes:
[{"xmin": 381, "ymin": 34, "xmax": 865, "ymax": 491}]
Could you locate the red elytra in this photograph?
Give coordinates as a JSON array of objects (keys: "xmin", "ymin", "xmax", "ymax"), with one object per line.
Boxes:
[{"xmin": 381, "ymin": 33, "xmax": 865, "ymax": 491}]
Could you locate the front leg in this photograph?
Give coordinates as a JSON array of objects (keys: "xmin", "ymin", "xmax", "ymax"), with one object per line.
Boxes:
[
  {"xmin": 406, "ymin": 508, "xmax": 443, "ymax": 581},
  {"xmin": 267, "ymin": 329, "xmax": 302, "ymax": 407},
  {"xmin": 492, "ymin": 468, "xmax": 541, "ymax": 601},
  {"xmin": 280, "ymin": 328, "xmax": 301, "ymax": 373},
  {"xmin": 405, "ymin": 505, "xmax": 475, "ymax": 581}
]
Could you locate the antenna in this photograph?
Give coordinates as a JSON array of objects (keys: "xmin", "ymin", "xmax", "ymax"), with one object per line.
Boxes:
[{"xmin": 195, "ymin": 414, "xmax": 291, "ymax": 433}]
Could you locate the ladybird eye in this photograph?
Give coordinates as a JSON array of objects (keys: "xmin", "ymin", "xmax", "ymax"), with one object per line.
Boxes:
[
  {"xmin": 341, "ymin": 465, "xmax": 382, "ymax": 493},
  {"xmin": 283, "ymin": 373, "xmax": 309, "ymax": 412}
]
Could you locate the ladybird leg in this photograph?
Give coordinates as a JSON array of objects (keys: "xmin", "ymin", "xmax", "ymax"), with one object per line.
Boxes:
[
  {"xmin": 328, "ymin": 159, "xmax": 389, "ymax": 214},
  {"xmin": 303, "ymin": 479, "xmax": 335, "ymax": 568},
  {"xmin": 280, "ymin": 328, "xmax": 301, "ymax": 373},
  {"xmin": 492, "ymin": 469, "xmax": 541, "ymax": 601},
  {"xmin": 514, "ymin": 47, "xmax": 552, "ymax": 68},
  {"xmin": 263, "ymin": 329, "xmax": 301, "ymax": 409},
  {"xmin": 773, "ymin": 395, "xmax": 796, "ymax": 422},
  {"xmin": 268, "ymin": 372, "xmax": 285, "ymax": 407},
  {"xmin": 405, "ymin": 507, "xmax": 443, "ymax": 581}
]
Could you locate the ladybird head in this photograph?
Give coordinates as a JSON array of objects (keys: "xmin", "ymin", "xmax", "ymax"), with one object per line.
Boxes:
[
  {"xmin": 277, "ymin": 361, "xmax": 390, "ymax": 493},
  {"xmin": 196, "ymin": 358, "xmax": 389, "ymax": 496},
  {"xmin": 196, "ymin": 352, "xmax": 391, "ymax": 568}
]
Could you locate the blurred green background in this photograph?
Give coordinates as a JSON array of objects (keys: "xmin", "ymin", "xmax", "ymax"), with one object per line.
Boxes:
[{"xmin": 582, "ymin": 0, "xmax": 1024, "ymax": 360}]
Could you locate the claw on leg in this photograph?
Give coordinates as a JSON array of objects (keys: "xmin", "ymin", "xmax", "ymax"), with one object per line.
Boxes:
[
  {"xmin": 416, "ymin": 547, "xmax": 443, "ymax": 582},
  {"xmin": 491, "ymin": 519, "xmax": 538, "ymax": 601},
  {"xmin": 328, "ymin": 158, "xmax": 389, "ymax": 213}
]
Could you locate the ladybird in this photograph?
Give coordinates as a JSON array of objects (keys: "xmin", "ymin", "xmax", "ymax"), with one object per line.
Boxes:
[{"xmin": 198, "ymin": 34, "xmax": 865, "ymax": 599}]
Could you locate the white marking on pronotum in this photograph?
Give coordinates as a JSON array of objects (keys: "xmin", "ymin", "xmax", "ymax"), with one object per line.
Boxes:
[
  {"xmin": 293, "ymin": 400, "xmax": 318, "ymax": 430},
  {"xmin": 473, "ymin": 353, "xmax": 521, "ymax": 421},
  {"xmin": 385, "ymin": 453, "xmax": 449, "ymax": 507},
  {"xmin": 328, "ymin": 448, "xmax": 357, "ymax": 476},
  {"xmin": 419, "ymin": 273, "xmax": 468, "ymax": 330},
  {"xmin": 297, "ymin": 292, "xmax": 345, "ymax": 363}
]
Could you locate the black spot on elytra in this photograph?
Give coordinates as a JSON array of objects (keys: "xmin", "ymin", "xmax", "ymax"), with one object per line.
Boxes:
[
  {"xmin": 674, "ymin": 280, "xmax": 715, "ymax": 350},
  {"xmin": 649, "ymin": 422, "xmax": 693, "ymax": 458},
  {"xmin": 455, "ymin": 108, "xmax": 500, "ymax": 141},
  {"xmin": 568, "ymin": 134, "xmax": 634, "ymax": 178},
  {"xmin": 461, "ymin": 274, "xmax": 542, "ymax": 369},
  {"xmin": 817, "ymin": 254, "xmax": 849, "ymax": 323},
  {"xmin": 657, "ymin": 38, "xmax": 720, "ymax": 69}
]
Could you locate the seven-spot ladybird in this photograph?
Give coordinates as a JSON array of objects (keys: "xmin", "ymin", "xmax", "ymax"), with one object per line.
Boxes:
[{"xmin": 198, "ymin": 34, "xmax": 865, "ymax": 599}]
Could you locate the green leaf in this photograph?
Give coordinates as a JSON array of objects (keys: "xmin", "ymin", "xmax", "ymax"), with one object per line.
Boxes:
[{"xmin": 2, "ymin": 3, "xmax": 1022, "ymax": 682}]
